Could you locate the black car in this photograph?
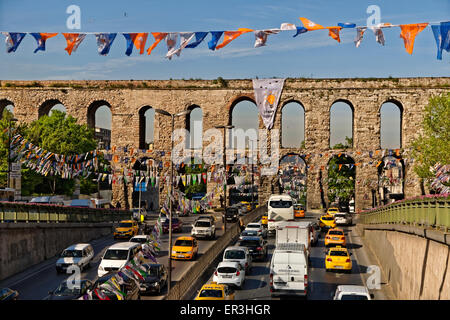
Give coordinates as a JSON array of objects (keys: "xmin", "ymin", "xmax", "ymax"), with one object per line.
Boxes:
[
  {"xmin": 0, "ymin": 288, "xmax": 19, "ymax": 300},
  {"xmin": 90, "ymin": 271, "xmax": 140, "ymax": 300},
  {"xmin": 237, "ymin": 236, "xmax": 268, "ymax": 261},
  {"xmin": 225, "ymin": 207, "xmax": 239, "ymax": 222},
  {"xmin": 47, "ymin": 279, "xmax": 93, "ymax": 300},
  {"xmin": 138, "ymin": 263, "xmax": 168, "ymax": 295}
]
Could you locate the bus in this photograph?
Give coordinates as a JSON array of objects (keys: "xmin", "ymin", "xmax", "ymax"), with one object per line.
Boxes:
[{"xmin": 267, "ymin": 194, "xmax": 294, "ymax": 236}]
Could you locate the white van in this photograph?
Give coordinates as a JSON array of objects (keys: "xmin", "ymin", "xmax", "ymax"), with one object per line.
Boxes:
[
  {"xmin": 56, "ymin": 243, "xmax": 94, "ymax": 273},
  {"xmin": 98, "ymin": 242, "xmax": 142, "ymax": 277},
  {"xmin": 270, "ymin": 243, "xmax": 308, "ymax": 298},
  {"xmin": 222, "ymin": 246, "xmax": 252, "ymax": 274},
  {"xmin": 267, "ymin": 194, "xmax": 294, "ymax": 236},
  {"xmin": 275, "ymin": 221, "xmax": 312, "ymax": 257}
]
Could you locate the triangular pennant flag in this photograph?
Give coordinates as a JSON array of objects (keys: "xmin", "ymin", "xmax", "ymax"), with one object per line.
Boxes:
[
  {"xmin": 171, "ymin": 32, "xmax": 195, "ymax": 57},
  {"xmin": 280, "ymin": 23, "xmax": 297, "ymax": 31},
  {"xmin": 185, "ymin": 32, "xmax": 208, "ymax": 49},
  {"xmin": 30, "ymin": 33, "xmax": 58, "ymax": 53},
  {"xmin": 123, "ymin": 33, "xmax": 148, "ymax": 56},
  {"xmin": 62, "ymin": 33, "xmax": 86, "ymax": 55},
  {"xmin": 147, "ymin": 32, "xmax": 168, "ymax": 55},
  {"xmin": 399, "ymin": 23, "xmax": 428, "ymax": 55},
  {"xmin": 95, "ymin": 33, "xmax": 117, "ymax": 56},
  {"xmin": 215, "ymin": 28, "xmax": 253, "ymax": 50},
  {"xmin": 208, "ymin": 31, "xmax": 224, "ymax": 50},
  {"xmin": 431, "ymin": 22, "xmax": 450, "ymax": 60},
  {"xmin": 2, "ymin": 32, "xmax": 26, "ymax": 53},
  {"xmin": 293, "ymin": 27, "xmax": 307, "ymax": 38},
  {"xmin": 253, "ymin": 29, "xmax": 280, "ymax": 48},
  {"xmin": 299, "ymin": 17, "xmax": 325, "ymax": 31},
  {"xmin": 327, "ymin": 27, "xmax": 342, "ymax": 42},
  {"xmin": 165, "ymin": 33, "xmax": 179, "ymax": 59},
  {"xmin": 354, "ymin": 27, "xmax": 367, "ymax": 47}
]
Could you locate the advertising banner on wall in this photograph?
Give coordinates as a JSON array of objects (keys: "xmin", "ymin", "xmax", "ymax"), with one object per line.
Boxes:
[{"xmin": 252, "ymin": 78, "xmax": 285, "ymax": 130}]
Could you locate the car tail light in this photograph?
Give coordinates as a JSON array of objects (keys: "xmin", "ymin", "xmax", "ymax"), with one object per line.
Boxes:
[
  {"xmin": 236, "ymin": 270, "xmax": 240, "ymax": 276},
  {"xmin": 327, "ymin": 258, "xmax": 332, "ymax": 262},
  {"xmin": 304, "ymin": 275, "xmax": 308, "ymax": 287},
  {"xmin": 326, "ymin": 236, "xmax": 330, "ymax": 239},
  {"xmin": 257, "ymin": 247, "xmax": 262, "ymax": 251},
  {"xmin": 269, "ymin": 273, "xmax": 273, "ymax": 286},
  {"xmin": 214, "ymin": 271, "xmax": 218, "ymax": 276},
  {"xmin": 245, "ymin": 262, "xmax": 248, "ymax": 268},
  {"xmin": 258, "ymin": 229, "xmax": 262, "ymax": 233},
  {"xmin": 346, "ymin": 259, "xmax": 351, "ymax": 263}
]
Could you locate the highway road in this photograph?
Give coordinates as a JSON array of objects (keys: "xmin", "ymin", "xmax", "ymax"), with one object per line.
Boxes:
[{"xmin": 190, "ymin": 212, "xmax": 377, "ymax": 300}]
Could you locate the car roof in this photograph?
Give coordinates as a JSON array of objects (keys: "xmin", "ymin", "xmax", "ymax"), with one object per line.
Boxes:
[
  {"xmin": 196, "ymin": 219, "xmax": 212, "ymax": 223},
  {"xmin": 64, "ymin": 243, "xmax": 92, "ymax": 250},
  {"xmin": 131, "ymin": 235, "xmax": 148, "ymax": 239},
  {"xmin": 200, "ymin": 283, "xmax": 225, "ymax": 290},
  {"xmin": 269, "ymin": 194, "xmax": 292, "ymax": 201},
  {"xmin": 328, "ymin": 228, "xmax": 344, "ymax": 232},
  {"xmin": 107, "ymin": 242, "xmax": 140, "ymax": 250},
  {"xmin": 337, "ymin": 285, "xmax": 369, "ymax": 294},
  {"xmin": 329, "ymin": 246, "xmax": 348, "ymax": 252},
  {"xmin": 246, "ymin": 222, "xmax": 261, "ymax": 226},
  {"xmin": 175, "ymin": 236, "xmax": 195, "ymax": 241},
  {"xmin": 225, "ymin": 246, "xmax": 248, "ymax": 251},
  {"xmin": 119, "ymin": 220, "xmax": 134, "ymax": 223},
  {"xmin": 239, "ymin": 236, "xmax": 261, "ymax": 241}
]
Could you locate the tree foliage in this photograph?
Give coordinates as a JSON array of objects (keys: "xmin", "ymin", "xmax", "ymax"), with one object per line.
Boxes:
[
  {"xmin": 411, "ymin": 93, "xmax": 450, "ymax": 180},
  {"xmin": 327, "ymin": 155, "xmax": 355, "ymax": 203}
]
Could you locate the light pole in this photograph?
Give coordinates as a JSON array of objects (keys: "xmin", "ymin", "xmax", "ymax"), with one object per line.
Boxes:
[
  {"xmin": 155, "ymin": 108, "xmax": 189, "ymax": 295},
  {"xmin": 7, "ymin": 118, "xmax": 18, "ymax": 190},
  {"xmin": 249, "ymin": 140, "xmax": 256, "ymax": 209},
  {"xmin": 215, "ymin": 125, "xmax": 234, "ymax": 232}
]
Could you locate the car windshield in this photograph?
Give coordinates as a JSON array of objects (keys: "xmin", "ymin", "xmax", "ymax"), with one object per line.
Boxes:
[
  {"xmin": 61, "ymin": 249, "xmax": 83, "ymax": 258},
  {"xmin": 322, "ymin": 216, "xmax": 334, "ymax": 221},
  {"xmin": 269, "ymin": 200, "xmax": 292, "ymax": 208},
  {"xmin": 330, "ymin": 250, "xmax": 349, "ymax": 257},
  {"xmin": 329, "ymin": 231, "xmax": 344, "ymax": 235},
  {"xmin": 335, "ymin": 214, "xmax": 346, "ymax": 218},
  {"xmin": 174, "ymin": 239, "xmax": 193, "ymax": 247},
  {"xmin": 226, "ymin": 209, "xmax": 238, "ymax": 214},
  {"xmin": 130, "ymin": 238, "xmax": 147, "ymax": 244},
  {"xmin": 119, "ymin": 223, "xmax": 132, "ymax": 228},
  {"xmin": 340, "ymin": 294, "xmax": 368, "ymax": 300},
  {"xmin": 239, "ymin": 240, "xmax": 260, "ymax": 247},
  {"xmin": 242, "ymin": 231, "xmax": 257, "ymax": 236},
  {"xmin": 224, "ymin": 250, "xmax": 245, "ymax": 260},
  {"xmin": 163, "ymin": 219, "xmax": 179, "ymax": 225},
  {"xmin": 195, "ymin": 221, "xmax": 210, "ymax": 227},
  {"xmin": 247, "ymin": 224, "xmax": 260, "ymax": 229},
  {"xmin": 294, "ymin": 205, "xmax": 302, "ymax": 210},
  {"xmin": 103, "ymin": 249, "xmax": 129, "ymax": 260},
  {"xmin": 54, "ymin": 282, "xmax": 82, "ymax": 295},
  {"xmin": 199, "ymin": 289, "xmax": 223, "ymax": 298},
  {"xmin": 217, "ymin": 267, "xmax": 238, "ymax": 274},
  {"xmin": 143, "ymin": 265, "xmax": 159, "ymax": 277}
]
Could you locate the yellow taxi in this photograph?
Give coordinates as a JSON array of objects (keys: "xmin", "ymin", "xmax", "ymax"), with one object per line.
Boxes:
[
  {"xmin": 319, "ymin": 214, "xmax": 337, "ymax": 231},
  {"xmin": 294, "ymin": 204, "xmax": 305, "ymax": 218},
  {"xmin": 327, "ymin": 207, "xmax": 339, "ymax": 216},
  {"xmin": 324, "ymin": 228, "xmax": 346, "ymax": 247},
  {"xmin": 240, "ymin": 201, "xmax": 252, "ymax": 212},
  {"xmin": 194, "ymin": 282, "xmax": 235, "ymax": 300},
  {"xmin": 113, "ymin": 220, "xmax": 139, "ymax": 240},
  {"xmin": 261, "ymin": 214, "xmax": 268, "ymax": 226},
  {"xmin": 325, "ymin": 246, "xmax": 352, "ymax": 273},
  {"xmin": 171, "ymin": 236, "xmax": 198, "ymax": 261}
]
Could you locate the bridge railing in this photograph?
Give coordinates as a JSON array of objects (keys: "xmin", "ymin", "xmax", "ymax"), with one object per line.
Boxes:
[
  {"xmin": 359, "ymin": 195, "xmax": 450, "ymax": 232},
  {"xmin": 0, "ymin": 201, "xmax": 131, "ymax": 223}
]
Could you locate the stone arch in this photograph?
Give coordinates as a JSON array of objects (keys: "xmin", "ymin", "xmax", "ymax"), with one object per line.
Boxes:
[
  {"xmin": 326, "ymin": 153, "xmax": 356, "ymax": 209},
  {"xmin": 230, "ymin": 97, "xmax": 258, "ymax": 150},
  {"xmin": 0, "ymin": 99, "xmax": 14, "ymax": 118},
  {"xmin": 131, "ymin": 157, "xmax": 160, "ymax": 211},
  {"xmin": 138, "ymin": 105, "xmax": 155, "ymax": 150},
  {"xmin": 87, "ymin": 100, "xmax": 112, "ymax": 149},
  {"xmin": 379, "ymin": 99, "xmax": 403, "ymax": 149},
  {"xmin": 38, "ymin": 99, "xmax": 66, "ymax": 118},
  {"xmin": 377, "ymin": 155, "xmax": 405, "ymax": 205},
  {"xmin": 185, "ymin": 105, "xmax": 203, "ymax": 150},
  {"xmin": 87, "ymin": 100, "xmax": 112, "ymax": 129},
  {"xmin": 329, "ymin": 99, "xmax": 354, "ymax": 149},
  {"xmin": 281, "ymin": 100, "xmax": 305, "ymax": 148},
  {"xmin": 279, "ymin": 153, "xmax": 308, "ymax": 206}
]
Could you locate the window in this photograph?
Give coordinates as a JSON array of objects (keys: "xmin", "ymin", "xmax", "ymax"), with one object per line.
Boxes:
[
  {"xmin": 174, "ymin": 239, "xmax": 193, "ymax": 247},
  {"xmin": 217, "ymin": 267, "xmax": 238, "ymax": 274},
  {"xmin": 330, "ymin": 101, "xmax": 353, "ymax": 149},
  {"xmin": 199, "ymin": 289, "xmax": 223, "ymax": 298},
  {"xmin": 380, "ymin": 102, "xmax": 402, "ymax": 149},
  {"xmin": 224, "ymin": 250, "xmax": 245, "ymax": 260},
  {"xmin": 269, "ymin": 200, "xmax": 292, "ymax": 208},
  {"xmin": 281, "ymin": 102, "xmax": 305, "ymax": 148}
]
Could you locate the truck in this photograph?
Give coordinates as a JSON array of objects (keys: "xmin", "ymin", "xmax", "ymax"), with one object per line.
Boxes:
[
  {"xmin": 267, "ymin": 194, "xmax": 294, "ymax": 236},
  {"xmin": 269, "ymin": 242, "xmax": 309, "ymax": 298},
  {"xmin": 275, "ymin": 221, "xmax": 312, "ymax": 257}
]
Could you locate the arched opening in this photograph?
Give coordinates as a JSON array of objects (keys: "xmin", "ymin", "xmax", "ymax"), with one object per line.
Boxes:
[
  {"xmin": 380, "ymin": 101, "xmax": 403, "ymax": 149},
  {"xmin": 139, "ymin": 106, "xmax": 155, "ymax": 150},
  {"xmin": 330, "ymin": 100, "xmax": 354, "ymax": 149},
  {"xmin": 281, "ymin": 101, "xmax": 305, "ymax": 148},
  {"xmin": 278, "ymin": 154, "xmax": 307, "ymax": 207},
  {"xmin": 378, "ymin": 155, "xmax": 404, "ymax": 205},
  {"xmin": 186, "ymin": 105, "xmax": 203, "ymax": 150},
  {"xmin": 327, "ymin": 154, "xmax": 355, "ymax": 210},
  {"xmin": 230, "ymin": 98, "xmax": 258, "ymax": 151},
  {"xmin": 88, "ymin": 101, "xmax": 112, "ymax": 150},
  {"xmin": 38, "ymin": 99, "xmax": 65, "ymax": 118},
  {"xmin": 132, "ymin": 157, "xmax": 160, "ymax": 212},
  {"xmin": 228, "ymin": 160, "xmax": 258, "ymax": 207},
  {"xmin": 0, "ymin": 99, "xmax": 14, "ymax": 118}
]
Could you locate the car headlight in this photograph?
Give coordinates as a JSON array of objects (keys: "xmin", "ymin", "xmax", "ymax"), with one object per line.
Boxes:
[
  {"xmin": 151, "ymin": 282, "xmax": 159, "ymax": 287},
  {"xmin": 172, "ymin": 250, "xmax": 176, "ymax": 254}
]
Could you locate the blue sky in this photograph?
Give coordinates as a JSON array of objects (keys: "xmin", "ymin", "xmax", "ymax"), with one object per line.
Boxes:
[{"xmin": 0, "ymin": 0, "xmax": 447, "ymax": 147}]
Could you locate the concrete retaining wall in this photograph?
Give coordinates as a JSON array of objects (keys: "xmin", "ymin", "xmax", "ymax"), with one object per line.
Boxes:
[
  {"xmin": 361, "ymin": 224, "xmax": 449, "ymax": 300},
  {"xmin": 0, "ymin": 222, "xmax": 113, "ymax": 281}
]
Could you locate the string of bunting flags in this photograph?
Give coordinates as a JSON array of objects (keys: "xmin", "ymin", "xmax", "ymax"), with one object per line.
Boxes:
[{"xmin": 1, "ymin": 18, "xmax": 449, "ymax": 59}]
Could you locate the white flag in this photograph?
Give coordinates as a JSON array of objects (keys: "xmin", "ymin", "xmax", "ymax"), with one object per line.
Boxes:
[
  {"xmin": 354, "ymin": 27, "xmax": 367, "ymax": 48},
  {"xmin": 172, "ymin": 32, "xmax": 195, "ymax": 57},
  {"xmin": 252, "ymin": 78, "xmax": 285, "ymax": 130},
  {"xmin": 165, "ymin": 33, "xmax": 179, "ymax": 60},
  {"xmin": 254, "ymin": 29, "xmax": 280, "ymax": 48}
]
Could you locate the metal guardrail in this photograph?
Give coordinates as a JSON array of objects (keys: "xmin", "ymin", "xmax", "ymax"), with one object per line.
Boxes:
[
  {"xmin": 165, "ymin": 204, "xmax": 267, "ymax": 300},
  {"xmin": 359, "ymin": 197, "xmax": 450, "ymax": 232},
  {"xmin": 0, "ymin": 201, "xmax": 132, "ymax": 223}
]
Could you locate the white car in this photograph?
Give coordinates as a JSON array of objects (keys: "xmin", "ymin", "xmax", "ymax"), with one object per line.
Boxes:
[
  {"xmin": 191, "ymin": 219, "xmax": 216, "ymax": 240},
  {"xmin": 245, "ymin": 222, "xmax": 267, "ymax": 238},
  {"xmin": 98, "ymin": 242, "xmax": 142, "ymax": 277},
  {"xmin": 335, "ymin": 213, "xmax": 353, "ymax": 226},
  {"xmin": 129, "ymin": 235, "xmax": 151, "ymax": 245},
  {"xmin": 212, "ymin": 261, "xmax": 246, "ymax": 289},
  {"xmin": 333, "ymin": 285, "xmax": 372, "ymax": 300},
  {"xmin": 56, "ymin": 243, "xmax": 94, "ymax": 273},
  {"xmin": 222, "ymin": 246, "xmax": 252, "ymax": 274}
]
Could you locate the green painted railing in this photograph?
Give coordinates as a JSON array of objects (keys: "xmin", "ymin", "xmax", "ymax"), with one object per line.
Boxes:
[
  {"xmin": 0, "ymin": 201, "xmax": 131, "ymax": 223},
  {"xmin": 359, "ymin": 196, "xmax": 450, "ymax": 232}
]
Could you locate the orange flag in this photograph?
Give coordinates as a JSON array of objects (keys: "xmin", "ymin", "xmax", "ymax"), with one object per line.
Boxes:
[
  {"xmin": 147, "ymin": 32, "xmax": 168, "ymax": 55},
  {"xmin": 399, "ymin": 23, "xmax": 428, "ymax": 55},
  {"xmin": 215, "ymin": 28, "xmax": 253, "ymax": 50},
  {"xmin": 299, "ymin": 17, "xmax": 325, "ymax": 30},
  {"xmin": 327, "ymin": 27, "xmax": 342, "ymax": 43},
  {"xmin": 62, "ymin": 33, "xmax": 86, "ymax": 55},
  {"xmin": 131, "ymin": 33, "xmax": 148, "ymax": 54}
]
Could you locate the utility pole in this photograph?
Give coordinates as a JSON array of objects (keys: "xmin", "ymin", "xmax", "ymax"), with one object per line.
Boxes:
[{"xmin": 7, "ymin": 118, "xmax": 18, "ymax": 190}]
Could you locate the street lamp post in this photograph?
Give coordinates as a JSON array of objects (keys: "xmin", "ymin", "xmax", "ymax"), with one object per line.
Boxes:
[
  {"xmin": 155, "ymin": 108, "xmax": 189, "ymax": 295},
  {"xmin": 7, "ymin": 118, "xmax": 18, "ymax": 190},
  {"xmin": 215, "ymin": 125, "xmax": 234, "ymax": 232}
]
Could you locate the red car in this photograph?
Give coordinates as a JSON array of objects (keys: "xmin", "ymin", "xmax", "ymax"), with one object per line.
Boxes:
[{"xmin": 162, "ymin": 218, "xmax": 183, "ymax": 233}]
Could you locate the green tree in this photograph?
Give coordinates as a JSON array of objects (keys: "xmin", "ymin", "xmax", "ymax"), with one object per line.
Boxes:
[
  {"xmin": 327, "ymin": 155, "xmax": 355, "ymax": 203},
  {"xmin": 411, "ymin": 93, "xmax": 450, "ymax": 184},
  {"xmin": 332, "ymin": 136, "xmax": 353, "ymax": 150}
]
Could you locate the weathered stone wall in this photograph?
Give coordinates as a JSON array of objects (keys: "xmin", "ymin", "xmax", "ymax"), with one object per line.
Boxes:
[{"xmin": 1, "ymin": 78, "xmax": 449, "ymax": 211}]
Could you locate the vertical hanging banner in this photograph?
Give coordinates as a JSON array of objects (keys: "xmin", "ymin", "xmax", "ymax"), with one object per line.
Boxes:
[
  {"xmin": 30, "ymin": 33, "xmax": 58, "ymax": 53},
  {"xmin": 62, "ymin": 33, "xmax": 86, "ymax": 55},
  {"xmin": 252, "ymin": 78, "xmax": 286, "ymax": 130}
]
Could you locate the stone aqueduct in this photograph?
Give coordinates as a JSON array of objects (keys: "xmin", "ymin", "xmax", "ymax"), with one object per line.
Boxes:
[{"xmin": 0, "ymin": 77, "xmax": 449, "ymax": 211}]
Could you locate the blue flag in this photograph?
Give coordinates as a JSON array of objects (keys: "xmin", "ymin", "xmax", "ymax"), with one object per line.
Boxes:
[
  {"xmin": 30, "ymin": 33, "xmax": 58, "ymax": 53},
  {"xmin": 208, "ymin": 31, "xmax": 223, "ymax": 50},
  {"xmin": 123, "ymin": 33, "xmax": 134, "ymax": 56},
  {"xmin": 338, "ymin": 23, "xmax": 356, "ymax": 28},
  {"xmin": 431, "ymin": 22, "xmax": 450, "ymax": 60},
  {"xmin": 185, "ymin": 32, "xmax": 208, "ymax": 49},
  {"xmin": 293, "ymin": 27, "xmax": 307, "ymax": 38},
  {"xmin": 96, "ymin": 33, "xmax": 117, "ymax": 56},
  {"xmin": 2, "ymin": 32, "xmax": 26, "ymax": 53}
]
